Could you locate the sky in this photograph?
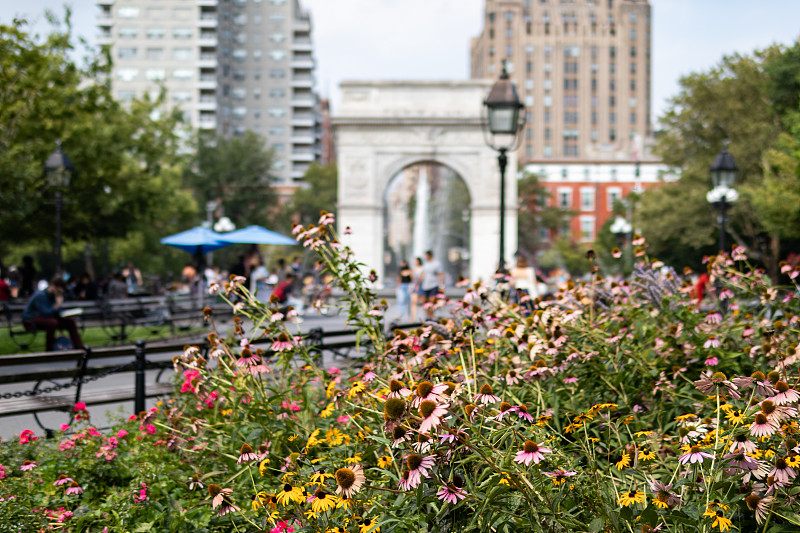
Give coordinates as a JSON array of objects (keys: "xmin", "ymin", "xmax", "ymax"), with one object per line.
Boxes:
[{"xmin": 5, "ymin": 0, "xmax": 800, "ymax": 126}]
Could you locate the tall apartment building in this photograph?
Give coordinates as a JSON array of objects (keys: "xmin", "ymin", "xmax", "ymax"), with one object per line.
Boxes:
[
  {"xmin": 95, "ymin": 0, "xmax": 321, "ymax": 186},
  {"xmin": 470, "ymin": 0, "xmax": 651, "ymax": 163}
]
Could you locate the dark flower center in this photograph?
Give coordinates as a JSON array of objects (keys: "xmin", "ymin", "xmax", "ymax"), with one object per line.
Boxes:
[
  {"xmin": 335, "ymin": 468, "xmax": 355, "ymax": 488},
  {"xmin": 314, "ymin": 489, "xmax": 327, "ymax": 499},
  {"xmin": 407, "ymin": 454, "xmax": 423, "ymax": 471},
  {"xmin": 384, "ymin": 398, "xmax": 406, "ymax": 419},
  {"xmin": 392, "ymin": 426, "xmax": 407, "ymax": 440},
  {"xmin": 240, "ymin": 443, "xmax": 253, "ymax": 454},
  {"xmin": 776, "ymin": 458, "xmax": 788, "ymax": 470},
  {"xmin": 283, "ymin": 484, "xmax": 293, "ymax": 493},
  {"xmin": 523, "ymin": 440, "xmax": 539, "ymax": 453},
  {"xmin": 417, "ymin": 381, "xmax": 434, "ymax": 397},
  {"xmin": 499, "ymin": 402, "xmax": 512, "ymax": 412},
  {"xmin": 761, "ymin": 401, "xmax": 776, "ymax": 415},
  {"xmin": 419, "ymin": 400, "xmax": 437, "ymax": 419},
  {"xmin": 735, "ymin": 434, "xmax": 748, "ymax": 443},
  {"xmin": 518, "ymin": 405, "xmax": 528, "ymax": 414},
  {"xmin": 776, "ymin": 381, "xmax": 790, "ymax": 393},
  {"xmin": 746, "ymin": 494, "xmax": 761, "ymax": 510},
  {"xmin": 389, "ymin": 379, "xmax": 404, "ymax": 393},
  {"xmin": 479, "ymin": 384, "xmax": 494, "ymax": 395},
  {"xmin": 754, "ymin": 413, "xmax": 769, "ymax": 425},
  {"xmin": 208, "ymin": 484, "xmax": 222, "ymax": 497},
  {"xmin": 711, "ymin": 372, "xmax": 727, "ymax": 382},
  {"xmin": 689, "ymin": 446, "xmax": 701, "ymax": 454},
  {"xmin": 452, "ymin": 474, "xmax": 464, "ymax": 488}
]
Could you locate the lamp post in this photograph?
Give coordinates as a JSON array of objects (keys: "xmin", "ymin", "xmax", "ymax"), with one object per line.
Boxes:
[
  {"xmin": 610, "ymin": 216, "xmax": 632, "ymax": 272},
  {"xmin": 45, "ymin": 142, "xmax": 73, "ymax": 276},
  {"xmin": 706, "ymin": 147, "xmax": 738, "ymax": 252},
  {"xmin": 482, "ymin": 63, "xmax": 526, "ymax": 274}
]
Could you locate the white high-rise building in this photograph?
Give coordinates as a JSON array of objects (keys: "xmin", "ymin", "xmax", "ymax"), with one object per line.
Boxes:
[{"xmin": 96, "ymin": 0, "xmax": 321, "ymax": 187}]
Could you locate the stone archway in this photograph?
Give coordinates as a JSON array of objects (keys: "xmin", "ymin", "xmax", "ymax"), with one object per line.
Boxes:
[{"xmin": 334, "ymin": 80, "xmax": 518, "ymax": 285}]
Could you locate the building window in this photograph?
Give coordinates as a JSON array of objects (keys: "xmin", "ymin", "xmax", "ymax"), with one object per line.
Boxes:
[
  {"xmin": 610, "ymin": 112, "xmax": 616, "ymax": 124},
  {"xmin": 580, "ymin": 187, "xmax": 595, "ymax": 211},
  {"xmin": 525, "ymin": 128, "xmax": 533, "ymax": 140},
  {"xmin": 526, "ymin": 61, "xmax": 532, "ymax": 73},
  {"xmin": 525, "ymin": 144, "xmax": 533, "ymax": 157},
  {"xmin": 146, "ymin": 7, "xmax": 164, "ymax": 19},
  {"xmin": 610, "ymin": 79, "xmax": 616, "ymax": 91},
  {"xmin": 630, "ymin": 112, "xmax": 637, "ymax": 124},
  {"xmin": 118, "ymin": 27, "xmax": 138, "ymax": 38},
  {"xmin": 630, "ymin": 28, "xmax": 637, "ymax": 40},
  {"xmin": 173, "ymin": 27, "xmax": 192, "ymax": 39},
  {"xmin": 630, "ymin": 62, "xmax": 637, "ymax": 74},
  {"xmin": 610, "ymin": 167, "xmax": 618, "ymax": 180},
  {"xmin": 630, "ymin": 46, "xmax": 636, "ymax": 58},
  {"xmin": 269, "ymin": 126, "xmax": 285, "ymax": 135},
  {"xmin": 269, "ymin": 69, "xmax": 285, "ymax": 78},
  {"xmin": 172, "ymin": 68, "xmax": 193, "ymax": 80},
  {"xmin": 544, "ymin": 111, "xmax": 551, "ymax": 123},
  {"xmin": 564, "ymin": 79, "xmax": 578, "ymax": 91},
  {"xmin": 629, "ymin": 12, "xmax": 637, "ymax": 23},
  {"xmin": 233, "ymin": 49, "xmax": 247, "ymax": 61},
  {"xmin": 269, "ymin": 50, "xmax": 286, "ymax": 61},
  {"xmin": 630, "ymin": 79, "xmax": 636, "ymax": 91},
  {"xmin": 232, "ymin": 87, "xmax": 247, "ymax": 100},
  {"xmin": 610, "ymin": 129, "xmax": 617, "ymax": 141},
  {"xmin": 270, "ymin": 33, "xmax": 285, "ymax": 43},
  {"xmin": 579, "ymin": 215, "xmax": 595, "ymax": 242},
  {"xmin": 145, "ymin": 47, "xmax": 163, "ymax": 60},
  {"xmin": 543, "ymin": 145, "xmax": 552, "ymax": 157},
  {"xmin": 557, "ymin": 188, "xmax": 572, "ymax": 208},
  {"xmin": 543, "ymin": 95, "xmax": 552, "ymax": 107},
  {"xmin": 233, "ymin": 107, "xmax": 247, "ymax": 119},
  {"xmin": 118, "ymin": 90, "xmax": 136, "ymax": 102},
  {"xmin": 610, "ymin": 62, "xmax": 616, "ymax": 74},
  {"xmin": 525, "ymin": 95, "xmax": 534, "ymax": 106},
  {"xmin": 506, "ymin": 45, "xmax": 513, "ymax": 57},
  {"xmin": 506, "ymin": 10, "xmax": 513, "ymax": 22},
  {"xmin": 146, "ymin": 27, "xmax": 165, "ymax": 39},
  {"xmin": 607, "ymin": 187, "xmax": 622, "ymax": 210},
  {"xmin": 269, "ymin": 107, "xmax": 285, "ymax": 117},
  {"xmin": 117, "ymin": 47, "xmax": 137, "ymax": 59},
  {"xmin": 609, "ymin": 46, "xmax": 616, "ymax": 59},
  {"xmin": 172, "ymin": 91, "xmax": 192, "ymax": 102},
  {"xmin": 235, "ymin": 14, "xmax": 248, "ymax": 25},
  {"xmin": 270, "ymin": 88, "xmax": 285, "ymax": 98},
  {"xmin": 591, "ymin": 130, "xmax": 598, "ymax": 141},
  {"xmin": 116, "ymin": 68, "xmax": 138, "ymax": 81},
  {"xmin": 591, "ymin": 78, "xmax": 597, "ymax": 91},
  {"xmin": 173, "ymin": 48, "xmax": 192, "ymax": 61},
  {"xmin": 544, "ymin": 128, "xmax": 551, "ymax": 140},
  {"xmin": 564, "ymin": 144, "xmax": 579, "ymax": 157},
  {"xmin": 118, "ymin": 6, "xmax": 139, "ymax": 18},
  {"xmin": 525, "ymin": 78, "xmax": 534, "ymax": 89},
  {"xmin": 525, "ymin": 45, "xmax": 534, "ymax": 56},
  {"xmin": 610, "ymin": 96, "xmax": 616, "ymax": 107},
  {"xmin": 145, "ymin": 68, "xmax": 166, "ymax": 81},
  {"xmin": 506, "ymin": 28, "xmax": 513, "ymax": 39}
]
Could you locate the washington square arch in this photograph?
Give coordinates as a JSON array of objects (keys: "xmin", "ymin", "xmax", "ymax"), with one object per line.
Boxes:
[{"xmin": 335, "ymin": 80, "xmax": 518, "ymax": 286}]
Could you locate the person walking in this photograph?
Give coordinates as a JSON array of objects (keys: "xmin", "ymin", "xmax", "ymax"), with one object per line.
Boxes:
[
  {"xmin": 410, "ymin": 257, "xmax": 424, "ymax": 322},
  {"xmin": 395, "ymin": 260, "xmax": 413, "ymax": 321},
  {"xmin": 510, "ymin": 256, "xmax": 538, "ymax": 314},
  {"xmin": 19, "ymin": 255, "xmax": 37, "ymax": 298},
  {"xmin": 23, "ymin": 276, "xmax": 84, "ymax": 351},
  {"xmin": 417, "ymin": 250, "xmax": 444, "ymax": 320}
]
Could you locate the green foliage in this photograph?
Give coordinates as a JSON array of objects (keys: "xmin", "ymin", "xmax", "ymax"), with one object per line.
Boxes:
[
  {"xmin": 184, "ymin": 131, "xmax": 277, "ymax": 229},
  {"xmin": 517, "ymin": 172, "xmax": 569, "ymax": 258},
  {"xmin": 0, "ymin": 15, "xmax": 197, "ymax": 276},
  {"xmin": 643, "ymin": 43, "xmax": 800, "ymax": 275},
  {"xmin": 284, "ymin": 163, "xmax": 338, "ymax": 229}
]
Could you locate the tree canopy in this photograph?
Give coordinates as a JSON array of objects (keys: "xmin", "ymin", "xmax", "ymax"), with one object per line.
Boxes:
[{"xmin": 639, "ymin": 43, "xmax": 800, "ymax": 278}]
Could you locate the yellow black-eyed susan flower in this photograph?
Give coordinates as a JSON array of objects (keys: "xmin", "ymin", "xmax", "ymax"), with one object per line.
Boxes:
[{"xmin": 618, "ymin": 489, "xmax": 646, "ymax": 507}]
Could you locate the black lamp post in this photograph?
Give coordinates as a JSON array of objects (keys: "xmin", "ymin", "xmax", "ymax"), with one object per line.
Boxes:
[
  {"xmin": 706, "ymin": 147, "xmax": 738, "ymax": 252},
  {"xmin": 45, "ymin": 142, "xmax": 73, "ymax": 276},
  {"xmin": 482, "ymin": 63, "xmax": 525, "ymax": 274}
]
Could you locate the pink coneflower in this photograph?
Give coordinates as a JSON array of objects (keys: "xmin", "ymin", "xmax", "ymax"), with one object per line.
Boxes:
[
  {"xmin": 648, "ymin": 480, "xmax": 681, "ymax": 508},
  {"xmin": 20, "ymin": 460, "xmax": 37, "ymax": 471},
  {"xmin": 746, "ymin": 494, "xmax": 775, "ymax": 524},
  {"xmin": 760, "ymin": 400, "xmax": 796, "ymax": 424},
  {"xmin": 678, "ymin": 445, "xmax": 714, "ymax": 465},
  {"xmin": 418, "ymin": 400, "xmax": 449, "ymax": 434},
  {"xmin": 237, "ymin": 444, "xmax": 259, "ymax": 464},
  {"xmin": 412, "ymin": 381, "xmax": 448, "ymax": 407},
  {"xmin": 730, "ymin": 434, "xmax": 758, "ymax": 454},
  {"xmin": 271, "ymin": 333, "xmax": 294, "ymax": 352},
  {"xmin": 769, "ymin": 381, "xmax": 800, "ymax": 405},
  {"xmin": 543, "ymin": 469, "xmax": 577, "ymax": 485},
  {"xmin": 724, "ymin": 451, "xmax": 759, "ymax": 472},
  {"xmin": 704, "ymin": 356, "xmax": 719, "ymax": 366},
  {"xmin": 440, "ymin": 428, "xmax": 468, "ymax": 445},
  {"xmin": 334, "ymin": 464, "xmax": 366, "ymax": 499},
  {"xmin": 769, "ymin": 457, "xmax": 797, "ymax": 484},
  {"xmin": 387, "ymin": 379, "xmax": 412, "ymax": 399},
  {"xmin": 209, "ymin": 484, "xmax": 240, "ymax": 516},
  {"xmin": 390, "ymin": 426, "xmax": 411, "ymax": 448},
  {"xmin": 494, "ymin": 402, "xmax": 514, "ymax": 421},
  {"xmin": 704, "ymin": 336, "xmax": 721, "ymax": 349},
  {"xmin": 404, "ymin": 454, "xmax": 436, "ymax": 488},
  {"xmin": 65, "ymin": 481, "xmax": 83, "ymax": 495},
  {"xmin": 694, "ymin": 371, "xmax": 740, "ymax": 399},
  {"xmin": 511, "ymin": 404, "xmax": 535, "ymax": 423},
  {"xmin": 188, "ymin": 474, "xmax": 204, "ymax": 490},
  {"xmin": 19, "ymin": 429, "xmax": 37, "ymax": 444},
  {"xmin": 750, "ymin": 413, "xmax": 779, "ymax": 438},
  {"xmin": 505, "ymin": 370, "xmax": 521, "ymax": 386},
  {"xmin": 436, "ymin": 475, "xmax": 467, "ymax": 504},
  {"xmin": 53, "ymin": 475, "xmax": 74, "ymax": 486},
  {"xmin": 563, "ymin": 376, "xmax": 578, "ymax": 385},
  {"xmin": 236, "ymin": 348, "xmax": 260, "ymax": 368},
  {"xmin": 361, "ymin": 367, "xmax": 378, "ymax": 382},
  {"xmin": 473, "ymin": 384, "xmax": 501, "ymax": 405},
  {"xmin": 513, "ymin": 440, "xmax": 552, "ymax": 466}
]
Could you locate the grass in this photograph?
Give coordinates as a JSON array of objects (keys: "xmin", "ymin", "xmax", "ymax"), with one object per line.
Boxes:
[{"xmin": 0, "ymin": 323, "xmax": 211, "ymax": 355}]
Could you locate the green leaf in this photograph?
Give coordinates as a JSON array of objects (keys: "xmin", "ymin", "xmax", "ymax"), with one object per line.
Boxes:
[{"xmin": 588, "ymin": 517, "xmax": 605, "ymax": 532}]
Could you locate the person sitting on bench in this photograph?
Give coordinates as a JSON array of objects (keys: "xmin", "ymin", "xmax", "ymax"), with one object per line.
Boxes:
[{"xmin": 23, "ymin": 276, "xmax": 84, "ymax": 351}]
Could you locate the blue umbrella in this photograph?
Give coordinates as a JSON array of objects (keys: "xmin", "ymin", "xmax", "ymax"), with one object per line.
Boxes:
[
  {"xmin": 160, "ymin": 226, "xmax": 231, "ymax": 255},
  {"xmin": 217, "ymin": 225, "xmax": 297, "ymax": 246}
]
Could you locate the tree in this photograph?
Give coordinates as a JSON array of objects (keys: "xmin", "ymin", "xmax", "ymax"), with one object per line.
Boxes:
[
  {"xmin": 284, "ymin": 163, "xmax": 338, "ymax": 229},
  {"xmin": 0, "ymin": 15, "xmax": 197, "ymax": 275},
  {"xmin": 517, "ymin": 172, "xmax": 572, "ymax": 260},
  {"xmin": 639, "ymin": 46, "xmax": 796, "ymax": 276},
  {"xmin": 185, "ymin": 131, "xmax": 277, "ymax": 229}
]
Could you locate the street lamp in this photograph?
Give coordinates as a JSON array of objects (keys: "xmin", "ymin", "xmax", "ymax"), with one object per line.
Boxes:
[
  {"xmin": 610, "ymin": 216, "xmax": 632, "ymax": 271},
  {"xmin": 45, "ymin": 141, "xmax": 73, "ymax": 276},
  {"xmin": 706, "ymin": 147, "xmax": 738, "ymax": 252},
  {"xmin": 482, "ymin": 63, "xmax": 526, "ymax": 274}
]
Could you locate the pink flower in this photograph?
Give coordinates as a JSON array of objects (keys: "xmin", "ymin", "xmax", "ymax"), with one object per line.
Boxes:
[
  {"xmin": 54, "ymin": 475, "xmax": 73, "ymax": 486},
  {"xmin": 271, "ymin": 333, "xmax": 295, "ymax": 352},
  {"xmin": 181, "ymin": 369, "xmax": 201, "ymax": 393},
  {"xmin": 678, "ymin": 446, "xmax": 715, "ymax": 464},
  {"xmin": 474, "ymin": 384, "xmax": 501, "ymax": 405},
  {"xmin": 19, "ymin": 429, "xmax": 37, "ymax": 444},
  {"xmin": 281, "ymin": 400, "xmax": 301, "ymax": 412},
  {"xmin": 401, "ymin": 454, "xmax": 436, "ymax": 490},
  {"xmin": 60, "ymin": 424, "xmax": 70, "ymax": 432},
  {"xmin": 65, "ymin": 481, "xmax": 83, "ymax": 495},
  {"xmin": 140, "ymin": 424, "xmax": 156, "ymax": 435},
  {"xmin": 116, "ymin": 429, "xmax": 128, "ymax": 439},
  {"xmin": 0, "ymin": 465, "xmax": 6, "ymax": 479},
  {"xmin": 418, "ymin": 401, "xmax": 449, "ymax": 434},
  {"xmin": 20, "ymin": 460, "xmax": 37, "ymax": 471},
  {"xmin": 134, "ymin": 482, "xmax": 148, "ymax": 503},
  {"xmin": 74, "ymin": 402, "xmax": 87, "ymax": 411},
  {"xmin": 336, "ymin": 415, "xmax": 350, "ymax": 424},
  {"xmin": 513, "ymin": 441, "xmax": 552, "ymax": 466},
  {"xmin": 437, "ymin": 480, "xmax": 468, "ymax": 504}
]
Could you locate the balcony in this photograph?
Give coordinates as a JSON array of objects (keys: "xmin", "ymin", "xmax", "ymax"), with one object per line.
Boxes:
[
  {"xmin": 291, "ymin": 150, "xmax": 315, "ymax": 162},
  {"xmin": 292, "ymin": 40, "xmax": 312, "ymax": 52},
  {"xmin": 291, "ymin": 114, "xmax": 314, "ymax": 127},
  {"xmin": 290, "ymin": 58, "xmax": 315, "ymax": 70},
  {"xmin": 198, "ymin": 13, "xmax": 218, "ymax": 28},
  {"xmin": 198, "ymin": 119, "xmax": 217, "ymax": 130},
  {"xmin": 291, "ymin": 135, "xmax": 314, "ymax": 145},
  {"xmin": 198, "ymin": 75, "xmax": 217, "ymax": 89},
  {"xmin": 96, "ymin": 32, "xmax": 112, "ymax": 45},
  {"xmin": 291, "ymin": 97, "xmax": 315, "ymax": 108},
  {"xmin": 294, "ymin": 18, "xmax": 311, "ymax": 32},
  {"xmin": 199, "ymin": 32, "xmax": 217, "ymax": 46},
  {"xmin": 198, "ymin": 53, "xmax": 217, "ymax": 67},
  {"xmin": 290, "ymin": 74, "xmax": 314, "ymax": 88},
  {"xmin": 197, "ymin": 99, "xmax": 217, "ymax": 111}
]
